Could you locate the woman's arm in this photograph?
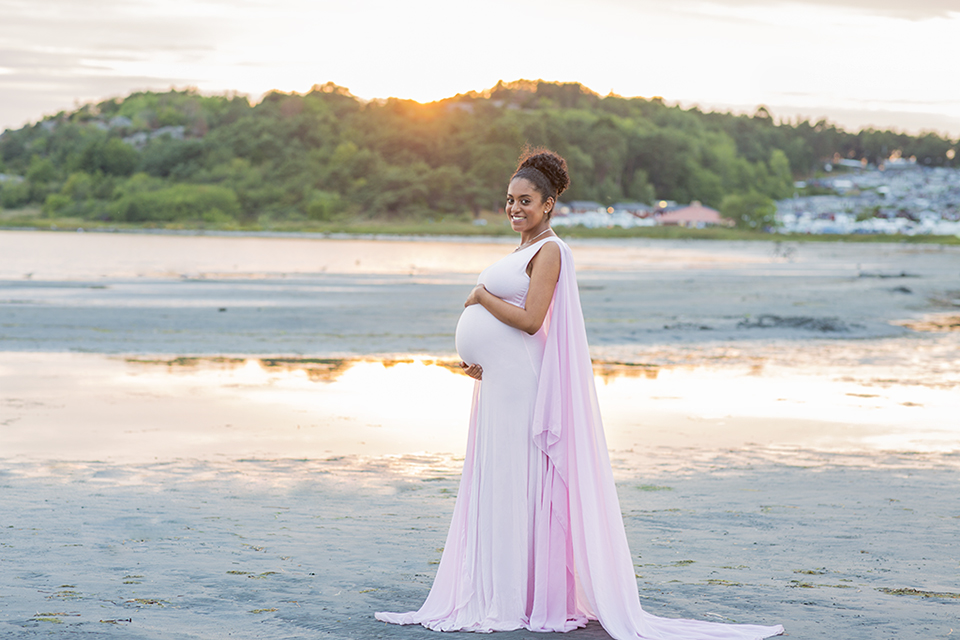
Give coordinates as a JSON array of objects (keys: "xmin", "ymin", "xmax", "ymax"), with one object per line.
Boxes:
[{"xmin": 464, "ymin": 241, "xmax": 562, "ymax": 335}]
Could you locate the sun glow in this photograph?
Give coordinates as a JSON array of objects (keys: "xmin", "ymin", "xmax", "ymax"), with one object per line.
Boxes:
[
  {"xmin": 3, "ymin": 0, "xmax": 960, "ymax": 134},
  {"xmin": 4, "ymin": 353, "xmax": 957, "ymax": 468}
]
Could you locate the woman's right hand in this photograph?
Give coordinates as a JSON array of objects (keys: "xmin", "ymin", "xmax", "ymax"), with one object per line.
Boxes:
[
  {"xmin": 459, "ymin": 361, "xmax": 483, "ymax": 380},
  {"xmin": 464, "ymin": 284, "xmax": 487, "ymax": 307}
]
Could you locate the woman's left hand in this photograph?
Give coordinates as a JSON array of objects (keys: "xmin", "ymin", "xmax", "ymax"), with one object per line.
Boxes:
[
  {"xmin": 464, "ymin": 284, "xmax": 486, "ymax": 307},
  {"xmin": 459, "ymin": 361, "xmax": 483, "ymax": 380}
]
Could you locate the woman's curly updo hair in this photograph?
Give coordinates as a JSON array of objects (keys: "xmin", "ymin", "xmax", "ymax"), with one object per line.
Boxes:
[{"xmin": 511, "ymin": 147, "xmax": 570, "ymax": 217}]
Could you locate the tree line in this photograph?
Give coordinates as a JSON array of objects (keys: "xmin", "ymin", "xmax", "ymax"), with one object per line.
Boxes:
[{"xmin": 0, "ymin": 80, "xmax": 956, "ymax": 226}]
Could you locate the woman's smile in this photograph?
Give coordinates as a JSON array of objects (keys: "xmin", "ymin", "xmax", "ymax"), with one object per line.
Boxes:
[{"xmin": 506, "ymin": 177, "xmax": 550, "ymax": 236}]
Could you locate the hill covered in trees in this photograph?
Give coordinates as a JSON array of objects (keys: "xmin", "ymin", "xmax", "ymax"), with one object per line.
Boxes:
[{"xmin": 0, "ymin": 80, "xmax": 956, "ymax": 227}]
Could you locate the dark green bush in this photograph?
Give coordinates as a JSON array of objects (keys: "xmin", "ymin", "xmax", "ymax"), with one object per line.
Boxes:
[
  {"xmin": 0, "ymin": 181, "xmax": 31, "ymax": 208},
  {"xmin": 113, "ymin": 184, "xmax": 240, "ymax": 222}
]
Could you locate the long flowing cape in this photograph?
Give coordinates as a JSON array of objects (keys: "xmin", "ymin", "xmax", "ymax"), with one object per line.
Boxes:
[{"xmin": 530, "ymin": 239, "xmax": 784, "ymax": 640}]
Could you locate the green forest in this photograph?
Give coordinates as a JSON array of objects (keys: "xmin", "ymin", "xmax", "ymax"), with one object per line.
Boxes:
[{"xmin": 0, "ymin": 80, "xmax": 957, "ymax": 228}]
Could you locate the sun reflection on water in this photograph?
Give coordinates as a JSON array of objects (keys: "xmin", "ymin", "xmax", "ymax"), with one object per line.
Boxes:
[
  {"xmin": 1, "ymin": 353, "xmax": 957, "ymax": 474},
  {"xmin": 127, "ymin": 355, "xmax": 960, "ymax": 459}
]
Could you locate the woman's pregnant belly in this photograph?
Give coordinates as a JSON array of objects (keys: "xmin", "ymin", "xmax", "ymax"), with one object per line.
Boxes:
[{"xmin": 455, "ymin": 304, "xmax": 522, "ymax": 369}]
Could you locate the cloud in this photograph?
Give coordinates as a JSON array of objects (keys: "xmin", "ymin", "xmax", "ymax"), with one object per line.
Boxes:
[
  {"xmin": 0, "ymin": 0, "xmax": 958, "ymax": 135},
  {"xmin": 651, "ymin": 0, "xmax": 959, "ymax": 21},
  {"xmin": 0, "ymin": 1, "xmax": 221, "ymax": 51},
  {"xmin": 0, "ymin": 73, "xmax": 193, "ymax": 134},
  {"xmin": 779, "ymin": 0, "xmax": 958, "ymax": 20},
  {"xmin": 777, "ymin": 105, "xmax": 960, "ymax": 136},
  {"xmin": 0, "ymin": 0, "xmax": 233, "ymax": 128}
]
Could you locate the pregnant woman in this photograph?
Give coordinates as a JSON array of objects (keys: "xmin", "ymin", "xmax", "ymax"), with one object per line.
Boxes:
[{"xmin": 376, "ymin": 149, "xmax": 783, "ymax": 640}]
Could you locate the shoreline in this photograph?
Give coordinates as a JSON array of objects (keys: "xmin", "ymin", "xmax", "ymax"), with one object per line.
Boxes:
[{"xmin": 2, "ymin": 220, "xmax": 959, "ymax": 245}]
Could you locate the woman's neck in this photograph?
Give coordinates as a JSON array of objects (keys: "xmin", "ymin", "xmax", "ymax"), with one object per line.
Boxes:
[{"xmin": 519, "ymin": 224, "xmax": 552, "ymax": 246}]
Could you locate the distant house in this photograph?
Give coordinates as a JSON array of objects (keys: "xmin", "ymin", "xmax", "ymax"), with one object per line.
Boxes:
[
  {"xmin": 882, "ymin": 158, "xmax": 920, "ymax": 171},
  {"xmin": 834, "ymin": 159, "xmax": 867, "ymax": 171},
  {"xmin": 122, "ymin": 132, "xmax": 150, "ymax": 147},
  {"xmin": 652, "ymin": 200, "xmax": 679, "ymax": 213},
  {"xmin": 123, "ymin": 125, "xmax": 187, "ymax": 149},
  {"xmin": 611, "ymin": 202, "xmax": 653, "ymax": 217},
  {"xmin": 657, "ymin": 202, "xmax": 732, "ymax": 227},
  {"xmin": 151, "ymin": 125, "xmax": 185, "ymax": 141},
  {"xmin": 445, "ymin": 102, "xmax": 475, "ymax": 113},
  {"xmin": 562, "ymin": 201, "xmax": 605, "ymax": 215},
  {"xmin": 553, "ymin": 200, "xmax": 658, "ymax": 229},
  {"xmin": 109, "ymin": 116, "xmax": 133, "ymax": 129}
]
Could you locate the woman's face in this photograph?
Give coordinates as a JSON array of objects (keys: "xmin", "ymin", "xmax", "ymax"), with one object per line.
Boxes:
[{"xmin": 506, "ymin": 178, "xmax": 552, "ymax": 234}]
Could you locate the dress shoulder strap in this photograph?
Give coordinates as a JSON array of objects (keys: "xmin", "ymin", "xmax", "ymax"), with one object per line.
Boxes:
[
  {"xmin": 519, "ymin": 235, "xmax": 565, "ymax": 275},
  {"xmin": 517, "ymin": 235, "xmax": 563, "ymax": 252},
  {"xmin": 538, "ymin": 236, "xmax": 563, "ymax": 249}
]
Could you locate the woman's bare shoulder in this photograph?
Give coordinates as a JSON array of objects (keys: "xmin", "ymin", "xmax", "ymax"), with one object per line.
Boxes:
[
  {"xmin": 528, "ymin": 238, "xmax": 562, "ymax": 277},
  {"xmin": 536, "ymin": 238, "xmax": 562, "ymax": 259}
]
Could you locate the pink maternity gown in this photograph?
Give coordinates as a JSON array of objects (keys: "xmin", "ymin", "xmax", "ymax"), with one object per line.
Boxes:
[{"xmin": 376, "ymin": 237, "xmax": 784, "ymax": 639}]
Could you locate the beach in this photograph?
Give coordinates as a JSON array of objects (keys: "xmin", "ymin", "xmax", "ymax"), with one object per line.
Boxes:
[{"xmin": 1, "ymin": 229, "xmax": 958, "ymax": 639}]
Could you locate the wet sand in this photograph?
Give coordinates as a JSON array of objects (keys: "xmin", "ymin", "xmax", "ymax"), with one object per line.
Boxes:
[
  {"xmin": 2, "ymin": 456, "xmax": 957, "ymax": 639},
  {"xmin": 2, "ymin": 229, "xmax": 959, "ymax": 355},
  {"xmin": 1, "ymin": 229, "xmax": 959, "ymax": 638}
]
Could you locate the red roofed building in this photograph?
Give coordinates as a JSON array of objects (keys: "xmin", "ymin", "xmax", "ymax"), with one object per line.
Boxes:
[{"xmin": 657, "ymin": 202, "xmax": 733, "ymax": 227}]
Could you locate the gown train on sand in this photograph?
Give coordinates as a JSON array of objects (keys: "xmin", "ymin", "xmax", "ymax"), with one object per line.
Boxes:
[{"xmin": 375, "ymin": 237, "xmax": 784, "ymax": 640}]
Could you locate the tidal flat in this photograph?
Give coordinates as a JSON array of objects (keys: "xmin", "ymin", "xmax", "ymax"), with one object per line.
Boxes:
[{"xmin": 0, "ymin": 229, "xmax": 958, "ymax": 639}]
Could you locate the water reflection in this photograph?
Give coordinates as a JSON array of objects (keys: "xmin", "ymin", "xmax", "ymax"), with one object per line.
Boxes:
[
  {"xmin": 1, "ymin": 353, "xmax": 956, "ymax": 472},
  {"xmin": 126, "ymin": 355, "xmax": 468, "ymax": 381},
  {"xmin": 898, "ymin": 313, "xmax": 960, "ymax": 332}
]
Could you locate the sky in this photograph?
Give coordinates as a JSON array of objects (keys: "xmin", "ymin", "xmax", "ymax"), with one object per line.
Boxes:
[{"xmin": 1, "ymin": 0, "xmax": 959, "ymax": 136}]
